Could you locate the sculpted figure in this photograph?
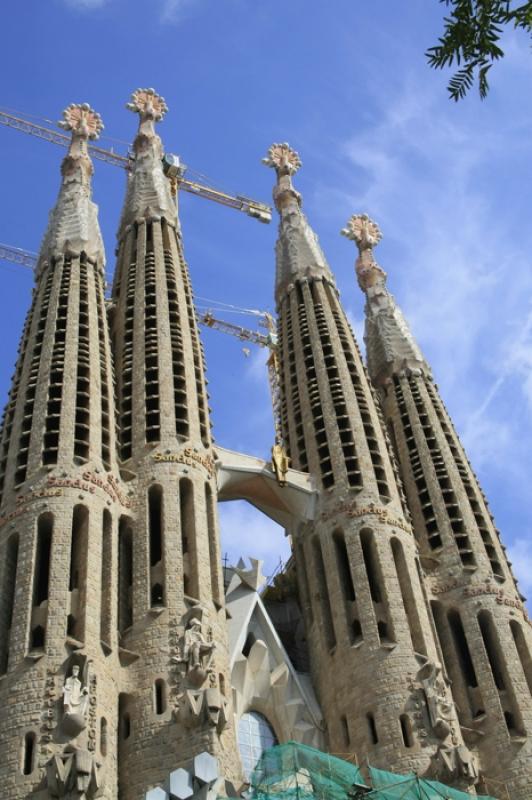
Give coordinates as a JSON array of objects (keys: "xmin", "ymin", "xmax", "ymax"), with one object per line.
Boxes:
[
  {"xmin": 271, "ymin": 444, "xmax": 290, "ymax": 486},
  {"xmin": 63, "ymin": 665, "xmax": 89, "ymax": 719},
  {"xmin": 183, "ymin": 618, "xmax": 215, "ymax": 675},
  {"xmin": 421, "ymin": 662, "xmax": 454, "ymax": 739}
]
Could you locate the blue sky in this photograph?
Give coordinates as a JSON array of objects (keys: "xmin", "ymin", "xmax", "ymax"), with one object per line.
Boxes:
[{"xmin": 1, "ymin": 0, "xmax": 532, "ymax": 592}]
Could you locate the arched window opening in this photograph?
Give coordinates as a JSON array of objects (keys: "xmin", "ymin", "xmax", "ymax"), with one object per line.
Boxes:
[
  {"xmin": 432, "ymin": 601, "xmax": 478, "ymax": 720},
  {"xmin": 0, "ymin": 533, "xmax": 19, "ymax": 674},
  {"xmin": 119, "ymin": 694, "xmax": 131, "ymax": 740},
  {"xmin": 30, "ymin": 625, "xmax": 45, "ymax": 650},
  {"xmin": 510, "ymin": 620, "xmax": 532, "ymax": 696},
  {"xmin": 360, "ymin": 529, "xmax": 381, "ymax": 603},
  {"xmin": 478, "ymin": 611, "xmax": 506, "ymax": 691},
  {"xmin": 400, "ymin": 714, "xmax": 414, "ymax": 748},
  {"xmin": 391, "ymin": 538, "xmax": 427, "ymax": 657},
  {"xmin": 180, "ymin": 479, "xmax": 198, "ymax": 599},
  {"xmin": 148, "ymin": 485, "xmax": 165, "ymax": 607},
  {"xmin": 22, "ymin": 732, "xmax": 36, "ymax": 775},
  {"xmin": 100, "ymin": 717, "xmax": 108, "ymax": 757},
  {"xmin": 100, "ymin": 510, "xmax": 113, "ymax": 651},
  {"xmin": 341, "ymin": 715, "xmax": 350, "ymax": 747},
  {"xmin": 312, "ymin": 536, "xmax": 336, "ymax": 650},
  {"xmin": 68, "ymin": 505, "xmax": 89, "ymax": 642},
  {"xmin": 448, "ymin": 610, "xmax": 478, "ymax": 688},
  {"xmin": 361, "ymin": 529, "xmax": 394, "ymax": 645},
  {"xmin": 333, "ymin": 530, "xmax": 356, "ymax": 602},
  {"xmin": 504, "ymin": 711, "xmax": 518, "ymax": 734},
  {"xmin": 237, "ymin": 711, "xmax": 277, "ymax": 780},
  {"xmin": 478, "ymin": 611, "xmax": 524, "ymax": 735},
  {"xmin": 30, "ymin": 513, "xmax": 53, "ymax": 651},
  {"xmin": 118, "ymin": 518, "xmax": 133, "ymax": 634},
  {"xmin": 367, "ymin": 712, "xmax": 379, "ymax": 744},
  {"xmin": 33, "ymin": 513, "xmax": 53, "ymax": 606},
  {"xmin": 296, "ymin": 540, "xmax": 313, "ymax": 624},
  {"xmin": 219, "ymin": 673, "xmax": 226, "ymax": 696},
  {"xmin": 154, "ymin": 680, "xmax": 166, "ymax": 715},
  {"xmin": 205, "ymin": 484, "xmax": 222, "ymax": 606}
]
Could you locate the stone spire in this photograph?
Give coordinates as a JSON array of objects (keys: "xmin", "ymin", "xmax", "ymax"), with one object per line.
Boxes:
[
  {"xmin": 263, "ymin": 143, "xmax": 334, "ymax": 303},
  {"xmin": 344, "ymin": 216, "xmax": 532, "ymax": 799},
  {"xmin": 268, "ymin": 150, "xmax": 474, "ymax": 787},
  {"xmin": 119, "ymin": 87, "xmax": 175, "ymax": 235},
  {"xmin": 342, "ymin": 213, "xmax": 428, "ymax": 385},
  {"xmin": 39, "ymin": 103, "xmax": 105, "ymax": 271},
  {"xmin": 110, "ymin": 90, "xmax": 239, "ymax": 797}
]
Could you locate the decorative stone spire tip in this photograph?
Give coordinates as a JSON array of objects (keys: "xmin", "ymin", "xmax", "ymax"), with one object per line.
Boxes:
[
  {"xmin": 342, "ymin": 213, "xmax": 386, "ymax": 291},
  {"xmin": 126, "ymin": 88, "xmax": 168, "ymax": 128},
  {"xmin": 262, "ymin": 142, "xmax": 302, "ymax": 176},
  {"xmin": 58, "ymin": 102, "xmax": 104, "ymax": 141}
]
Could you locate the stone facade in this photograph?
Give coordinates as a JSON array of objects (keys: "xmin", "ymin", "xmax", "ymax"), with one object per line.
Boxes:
[{"xmin": 343, "ymin": 212, "xmax": 532, "ymax": 799}]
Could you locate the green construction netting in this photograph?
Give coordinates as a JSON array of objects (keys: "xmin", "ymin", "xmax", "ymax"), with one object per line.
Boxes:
[
  {"xmin": 367, "ymin": 767, "xmax": 497, "ymax": 800},
  {"xmin": 248, "ymin": 741, "xmax": 366, "ymax": 800},
  {"xmin": 246, "ymin": 744, "xmax": 499, "ymax": 800}
]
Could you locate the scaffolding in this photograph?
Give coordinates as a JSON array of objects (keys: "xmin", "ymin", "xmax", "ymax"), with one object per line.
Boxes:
[{"xmin": 247, "ymin": 743, "xmax": 498, "ymax": 800}]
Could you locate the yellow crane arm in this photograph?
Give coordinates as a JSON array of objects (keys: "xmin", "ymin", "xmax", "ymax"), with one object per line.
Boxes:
[{"xmin": 0, "ymin": 109, "xmax": 271, "ymax": 223}]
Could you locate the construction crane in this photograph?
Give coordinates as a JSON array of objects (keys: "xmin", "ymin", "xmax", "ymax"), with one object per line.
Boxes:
[
  {"xmin": 199, "ymin": 309, "xmax": 287, "ymax": 483},
  {"xmin": 0, "ymin": 245, "xmax": 289, "ymax": 484},
  {"xmin": 0, "ymin": 108, "xmax": 272, "ymax": 223}
]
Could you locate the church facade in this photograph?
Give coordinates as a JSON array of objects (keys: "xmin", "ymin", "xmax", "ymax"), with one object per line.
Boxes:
[{"xmin": 0, "ymin": 90, "xmax": 530, "ymax": 800}]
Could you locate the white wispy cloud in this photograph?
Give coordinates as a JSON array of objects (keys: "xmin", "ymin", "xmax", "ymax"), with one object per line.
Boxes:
[
  {"xmin": 159, "ymin": 0, "xmax": 201, "ymax": 23},
  {"xmin": 62, "ymin": 0, "xmax": 108, "ymax": 8}
]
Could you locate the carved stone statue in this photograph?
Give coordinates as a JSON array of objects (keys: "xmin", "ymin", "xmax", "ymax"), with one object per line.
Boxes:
[
  {"xmin": 62, "ymin": 664, "xmax": 89, "ymax": 736},
  {"xmin": 63, "ymin": 666, "xmax": 89, "ymax": 717},
  {"xmin": 183, "ymin": 618, "xmax": 215, "ymax": 684},
  {"xmin": 271, "ymin": 444, "xmax": 290, "ymax": 486},
  {"xmin": 420, "ymin": 662, "xmax": 454, "ymax": 739}
]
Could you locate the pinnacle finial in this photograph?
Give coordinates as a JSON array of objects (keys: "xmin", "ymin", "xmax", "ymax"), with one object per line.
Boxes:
[
  {"xmin": 262, "ymin": 142, "xmax": 302, "ymax": 177},
  {"xmin": 126, "ymin": 88, "xmax": 168, "ymax": 124},
  {"xmin": 58, "ymin": 103, "xmax": 104, "ymax": 155},
  {"xmin": 341, "ymin": 213, "xmax": 382, "ymax": 252},
  {"xmin": 341, "ymin": 213, "xmax": 386, "ymax": 291}
]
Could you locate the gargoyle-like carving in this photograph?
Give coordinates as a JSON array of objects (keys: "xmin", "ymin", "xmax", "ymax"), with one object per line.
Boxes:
[
  {"xmin": 434, "ymin": 742, "xmax": 479, "ymax": 786},
  {"xmin": 262, "ymin": 143, "xmax": 302, "ymax": 176},
  {"xmin": 178, "ymin": 687, "xmax": 228, "ymax": 735},
  {"xmin": 45, "ymin": 748, "xmax": 104, "ymax": 799}
]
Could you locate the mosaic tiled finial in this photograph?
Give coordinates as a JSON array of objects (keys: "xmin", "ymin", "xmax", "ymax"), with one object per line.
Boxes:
[
  {"xmin": 341, "ymin": 213, "xmax": 382, "ymax": 253},
  {"xmin": 126, "ymin": 87, "xmax": 168, "ymax": 122},
  {"xmin": 58, "ymin": 102, "xmax": 104, "ymax": 141},
  {"xmin": 262, "ymin": 142, "xmax": 302, "ymax": 176}
]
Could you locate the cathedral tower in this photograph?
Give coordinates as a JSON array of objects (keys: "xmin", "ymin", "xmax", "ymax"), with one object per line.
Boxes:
[
  {"xmin": 0, "ymin": 104, "xmax": 124, "ymax": 798},
  {"xmin": 110, "ymin": 89, "xmax": 239, "ymax": 798},
  {"xmin": 344, "ymin": 213, "xmax": 532, "ymax": 799},
  {"xmin": 264, "ymin": 144, "xmax": 475, "ymax": 786}
]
